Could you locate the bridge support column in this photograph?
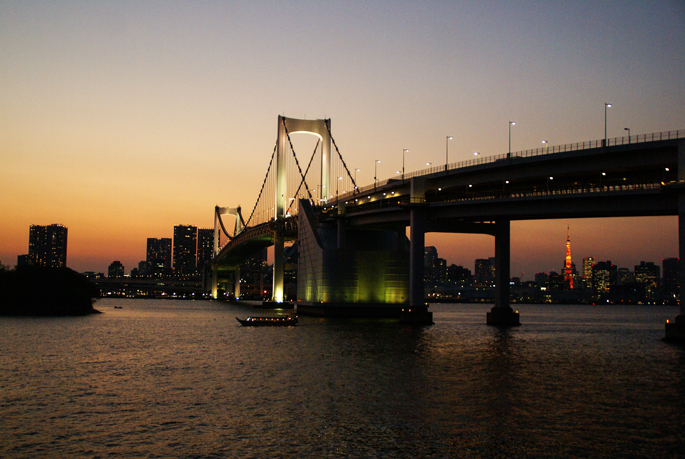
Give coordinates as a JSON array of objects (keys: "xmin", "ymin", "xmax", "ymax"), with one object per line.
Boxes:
[
  {"xmin": 211, "ymin": 265, "xmax": 218, "ymax": 299},
  {"xmin": 487, "ymin": 219, "xmax": 520, "ymax": 326},
  {"xmin": 665, "ymin": 140, "xmax": 685, "ymax": 342},
  {"xmin": 272, "ymin": 231, "xmax": 285, "ymax": 303},
  {"xmin": 403, "ymin": 206, "xmax": 433, "ymax": 325},
  {"xmin": 233, "ymin": 266, "xmax": 241, "ymax": 300}
]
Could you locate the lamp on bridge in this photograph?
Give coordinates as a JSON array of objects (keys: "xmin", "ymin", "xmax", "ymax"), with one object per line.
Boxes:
[
  {"xmin": 604, "ymin": 103, "xmax": 612, "ymax": 146},
  {"xmin": 374, "ymin": 160, "xmax": 380, "ymax": 190},
  {"xmin": 542, "ymin": 140, "xmax": 548, "ymax": 153},
  {"xmin": 508, "ymin": 121, "xmax": 516, "ymax": 158},
  {"xmin": 624, "ymin": 127, "xmax": 631, "ymax": 144},
  {"xmin": 445, "ymin": 136, "xmax": 452, "ymax": 171},
  {"xmin": 355, "ymin": 168, "xmax": 360, "ymax": 192},
  {"xmin": 402, "ymin": 149, "xmax": 409, "ymax": 181}
]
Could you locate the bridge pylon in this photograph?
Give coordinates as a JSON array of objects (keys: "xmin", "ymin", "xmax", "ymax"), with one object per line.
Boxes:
[
  {"xmin": 211, "ymin": 206, "xmax": 243, "ymax": 300},
  {"xmin": 272, "ymin": 116, "xmax": 332, "ymax": 303}
]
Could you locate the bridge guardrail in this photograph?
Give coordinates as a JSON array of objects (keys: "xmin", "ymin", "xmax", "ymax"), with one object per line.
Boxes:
[{"xmin": 347, "ymin": 129, "xmax": 684, "ymax": 198}]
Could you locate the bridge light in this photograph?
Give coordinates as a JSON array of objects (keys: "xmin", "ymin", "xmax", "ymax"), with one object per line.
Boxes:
[{"xmin": 474, "ymin": 152, "xmax": 479, "ymax": 156}]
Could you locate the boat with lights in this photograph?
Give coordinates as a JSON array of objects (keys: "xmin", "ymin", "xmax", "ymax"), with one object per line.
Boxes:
[{"xmin": 236, "ymin": 315, "xmax": 298, "ymax": 326}]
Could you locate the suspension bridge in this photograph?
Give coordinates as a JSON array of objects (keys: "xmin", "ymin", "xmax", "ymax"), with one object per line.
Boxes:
[{"xmin": 209, "ymin": 115, "xmax": 685, "ymax": 335}]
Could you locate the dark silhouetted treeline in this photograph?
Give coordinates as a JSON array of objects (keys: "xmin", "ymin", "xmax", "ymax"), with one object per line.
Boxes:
[{"xmin": 0, "ymin": 266, "xmax": 100, "ymax": 316}]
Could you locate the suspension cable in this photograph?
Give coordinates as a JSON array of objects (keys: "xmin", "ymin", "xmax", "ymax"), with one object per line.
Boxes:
[
  {"xmin": 244, "ymin": 143, "xmax": 277, "ymax": 228},
  {"xmin": 282, "ymin": 117, "xmax": 314, "ymax": 202},
  {"xmin": 325, "ymin": 119, "xmax": 357, "ymax": 191},
  {"xmin": 216, "ymin": 207, "xmax": 234, "ymax": 240},
  {"xmin": 287, "ymin": 138, "xmax": 319, "ymax": 213}
]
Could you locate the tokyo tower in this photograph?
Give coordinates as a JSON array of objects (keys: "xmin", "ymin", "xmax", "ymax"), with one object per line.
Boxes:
[{"xmin": 564, "ymin": 225, "xmax": 573, "ymax": 289}]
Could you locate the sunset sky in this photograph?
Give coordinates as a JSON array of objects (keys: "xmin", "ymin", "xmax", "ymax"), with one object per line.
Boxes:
[{"xmin": 2, "ymin": 1, "xmax": 684, "ymax": 279}]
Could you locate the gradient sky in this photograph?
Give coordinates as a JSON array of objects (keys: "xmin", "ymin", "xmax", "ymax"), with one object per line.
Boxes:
[{"xmin": 2, "ymin": 1, "xmax": 684, "ymax": 279}]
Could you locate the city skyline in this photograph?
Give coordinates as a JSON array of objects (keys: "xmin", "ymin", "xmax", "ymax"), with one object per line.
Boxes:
[{"xmin": 1, "ymin": 2, "xmax": 683, "ymax": 279}]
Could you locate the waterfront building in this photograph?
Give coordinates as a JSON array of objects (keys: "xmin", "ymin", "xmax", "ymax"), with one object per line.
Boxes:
[
  {"xmin": 535, "ymin": 272, "xmax": 549, "ymax": 289},
  {"xmin": 108, "ymin": 261, "xmax": 124, "ymax": 278},
  {"xmin": 173, "ymin": 225, "xmax": 197, "ymax": 276},
  {"xmin": 583, "ymin": 257, "xmax": 595, "ymax": 290},
  {"xmin": 475, "ymin": 258, "xmax": 495, "ymax": 287},
  {"xmin": 635, "ymin": 261, "xmax": 660, "ymax": 300},
  {"xmin": 197, "ymin": 228, "xmax": 214, "ymax": 272},
  {"xmin": 592, "ymin": 261, "xmax": 617, "ymax": 296},
  {"xmin": 147, "ymin": 238, "xmax": 172, "ymax": 277},
  {"xmin": 27, "ymin": 224, "xmax": 68, "ymax": 268},
  {"xmin": 663, "ymin": 257, "xmax": 679, "ymax": 296},
  {"xmin": 618, "ymin": 268, "xmax": 634, "ymax": 285}
]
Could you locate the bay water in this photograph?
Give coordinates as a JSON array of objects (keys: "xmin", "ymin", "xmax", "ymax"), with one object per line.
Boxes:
[{"xmin": 1, "ymin": 299, "xmax": 684, "ymax": 458}]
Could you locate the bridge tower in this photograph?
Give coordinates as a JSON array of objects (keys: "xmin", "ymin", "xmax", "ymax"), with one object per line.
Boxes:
[
  {"xmin": 273, "ymin": 116, "xmax": 331, "ymax": 302},
  {"xmin": 211, "ymin": 206, "xmax": 243, "ymax": 300}
]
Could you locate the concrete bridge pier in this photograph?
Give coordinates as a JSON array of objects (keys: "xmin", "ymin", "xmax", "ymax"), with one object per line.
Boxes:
[
  {"xmin": 487, "ymin": 219, "xmax": 520, "ymax": 326},
  {"xmin": 271, "ymin": 230, "xmax": 285, "ymax": 303},
  {"xmin": 665, "ymin": 140, "xmax": 685, "ymax": 342},
  {"xmin": 401, "ymin": 181, "xmax": 433, "ymax": 325}
]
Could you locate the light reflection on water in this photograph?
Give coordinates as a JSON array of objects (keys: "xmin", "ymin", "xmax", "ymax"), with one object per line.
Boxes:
[{"xmin": 1, "ymin": 299, "xmax": 684, "ymax": 458}]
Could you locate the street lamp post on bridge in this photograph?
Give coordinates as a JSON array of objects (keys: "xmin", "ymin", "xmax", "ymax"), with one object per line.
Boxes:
[
  {"xmin": 402, "ymin": 149, "xmax": 408, "ymax": 181},
  {"xmin": 445, "ymin": 136, "xmax": 452, "ymax": 171},
  {"xmin": 604, "ymin": 103, "xmax": 612, "ymax": 146},
  {"xmin": 508, "ymin": 121, "xmax": 515, "ymax": 158},
  {"xmin": 374, "ymin": 160, "xmax": 380, "ymax": 190}
]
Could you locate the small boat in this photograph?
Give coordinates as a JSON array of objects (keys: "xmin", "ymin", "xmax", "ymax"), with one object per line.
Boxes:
[{"xmin": 236, "ymin": 315, "xmax": 298, "ymax": 326}]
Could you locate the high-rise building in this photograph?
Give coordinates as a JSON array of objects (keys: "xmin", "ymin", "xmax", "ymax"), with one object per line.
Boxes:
[
  {"xmin": 108, "ymin": 260, "xmax": 124, "ymax": 278},
  {"xmin": 617, "ymin": 268, "xmax": 634, "ymax": 285},
  {"xmin": 635, "ymin": 261, "xmax": 660, "ymax": 291},
  {"xmin": 147, "ymin": 238, "xmax": 172, "ymax": 277},
  {"xmin": 663, "ymin": 258, "xmax": 679, "ymax": 295},
  {"xmin": 475, "ymin": 258, "xmax": 495, "ymax": 286},
  {"xmin": 173, "ymin": 225, "xmax": 197, "ymax": 276},
  {"xmin": 593, "ymin": 261, "xmax": 617, "ymax": 295},
  {"xmin": 197, "ymin": 228, "xmax": 215, "ymax": 271},
  {"xmin": 27, "ymin": 224, "xmax": 68, "ymax": 267},
  {"xmin": 583, "ymin": 257, "xmax": 595, "ymax": 290}
]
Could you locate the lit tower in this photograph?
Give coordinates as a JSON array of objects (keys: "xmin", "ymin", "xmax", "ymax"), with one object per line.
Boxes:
[{"xmin": 564, "ymin": 225, "xmax": 573, "ymax": 289}]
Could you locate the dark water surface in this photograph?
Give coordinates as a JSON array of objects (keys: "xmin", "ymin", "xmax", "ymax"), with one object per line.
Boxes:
[{"xmin": 1, "ymin": 300, "xmax": 684, "ymax": 458}]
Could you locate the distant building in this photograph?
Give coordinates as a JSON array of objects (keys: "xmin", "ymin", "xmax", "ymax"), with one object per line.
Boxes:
[
  {"xmin": 535, "ymin": 272, "xmax": 549, "ymax": 289},
  {"xmin": 27, "ymin": 224, "xmax": 68, "ymax": 267},
  {"xmin": 635, "ymin": 261, "xmax": 660, "ymax": 300},
  {"xmin": 593, "ymin": 261, "xmax": 617, "ymax": 295},
  {"xmin": 197, "ymin": 228, "xmax": 215, "ymax": 271},
  {"xmin": 17, "ymin": 254, "xmax": 32, "ymax": 267},
  {"xmin": 662, "ymin": 258, "xmax": 679, "ymax": 296},
  {"xmin": 147, "ymin": 238, "xmax": 172, "ymax": 277},
  {"xmin": 446, "ymin": 264, "xmax": 471, "ymax": 285},
  {"xmin": 173, "ymin": 225, "xmax": 197, "ymax": 276},
  {"xmin": 617, "ymin": 268, "xmax": 634, "ymax": 285},
  {"xmin": 475, "ymin": 258, "xmax": 495, "ymax": 287},
  {"xmin": 108, "ymin": 261, "xmax": 125, "ymax": 278},
  {"xmin": 582, "ymin": 257, "xmax": 595, "ymax": 290}
]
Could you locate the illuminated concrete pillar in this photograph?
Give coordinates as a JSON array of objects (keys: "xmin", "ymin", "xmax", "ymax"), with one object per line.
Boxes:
[
  {"xmin": 234, "ymin": 266, "xmax": 241, "ymax": 300},
  {"xmin": 273, "ymin": 231, "xmax": 285, "ymax": 303},
  {"xmin": 409, "ymin": 207, "xmax": 426, "ymax": 307}
]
